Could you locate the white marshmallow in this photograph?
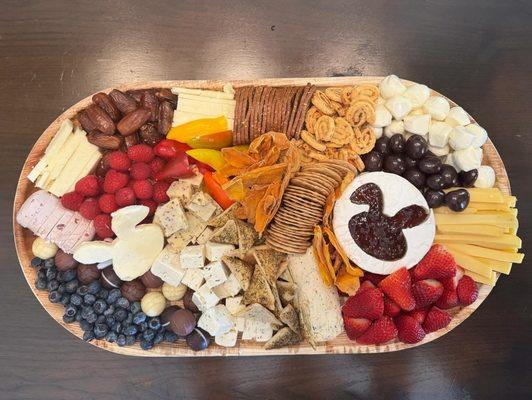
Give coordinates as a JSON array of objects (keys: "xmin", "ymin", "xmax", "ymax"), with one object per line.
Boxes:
[
  {"xmin": 385, "ymin": 96, "xmax": 412, "ymax": 120},
  {"xmin": 374, "ymin": 104, "xmax": 392, "ymax": 128},
  {"xmin": 474, "ymin": 165, "xmax": 496, "ymax": 188},
  {"xmin": 379, "ymin": 75, "xmax": 406, "ymax": 99},
  {"xmin": 376, "ymin": 97, "xmax": 386, "ymax": 105},
  {"xmin": 384, "ymin": 120, "xmax": 404, "ymax": 137},
  {"xmin": 444, "ymin": 154, "xmax": 459, "ymax": 171},
  {"xmin": 429, "ymin": 121, "xmax": 452, "ymax": 148},
  {"xmin": 428, "ymin": 144, "xmax": 450, "ymax": 157},
  {"xmin": 404, "ymin": 114, "xmax": 430, "ymax": 135},
  {"xmin": 403, "ymin": 84, "xmax": 430, "ymax": 108},
  {"xmin": 423, "ymin": 96, "xmax": 450, "ymax": 121},
  {"xmin": 409, "ymin": 108, "xmax": 425, "ymax": 116},
  {"xmin": 465, "ymin": 124, "xmax": 488, "ymax": 148},
  {"xmin": 373, "ymin": 127, "xmax": 383, "ymax": 139},
  {"xmin": 449, "ymin": 126, "xmax": 476, "ymax": 150},
  {"xmin": 453, "ymin": 147, "xmax": 482, "ymax": 172},
  {"xmin": 445, "ymin": 106, "xmax": 470, "ymax": 127}
]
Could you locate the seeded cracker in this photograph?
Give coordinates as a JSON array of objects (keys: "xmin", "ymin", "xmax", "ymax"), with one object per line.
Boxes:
[
  {"xmin": 279, "ymin": 304, "xmax": 300, "ymax": 333},
  {"xmin": 253, "ymin": 247, "xmax": 286, "ymax": 285},
  {"xmin": 233, "ymin": 87, "xmax": 243, "ymax": 144},
  {"xmin": 293, "ymin": 84, "xmax": 317, "ymax": 139},
  {"xmin": 207, "ymin": 203, "xmax": 237, "ymax": 228}
]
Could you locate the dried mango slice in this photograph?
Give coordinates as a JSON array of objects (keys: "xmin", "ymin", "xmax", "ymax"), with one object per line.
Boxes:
[
  {"xmin": 239, "ymin": 164, "xmax": 287, "ymax": 186},
  {"xmin": 346, "ymin": 263, "xmax": 364, "ymax": 277},
  {"xmin": 323, "ymin": 193, "xmax": 336, "ymax": 227},
  {"xmin": 221, "ymin": 147, "xmax": 257, "ymax": 168},
  {"xmin": 223, "ymin": 178, "xmax": 246, "ymax": 201},
  {"xmin": 255, "ymin": 179, "xmax": 283, "ymax": 234},
  {"xmin": 323, "ymin": 227, "xmax": 351, "ymax": 271},
  {"xmin": 312, "ymin": 226, "xmax": 333, "ymax": 287},
  {"xmin": 335, "ymin": 267, "xmax": 360, "ymax": 295}
]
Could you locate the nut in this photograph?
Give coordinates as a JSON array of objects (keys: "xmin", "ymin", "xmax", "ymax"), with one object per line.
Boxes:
[
  {"xmin": 117, "ymin": 108, "xmax": 151, "ymax": 136},
  {"xmin": 77, "ymin": 263, "xmax": 101, "ymax": 284},
  {"xmin": 157, "ymin": 101, "xmax": 174, "ymax": 135},
  {"xmin": 54, "ymin": 249, "xmax": 79, "ymax": 271},
  {"xmin": 92, "ymin": 92, "xmax": 121, "ymax": 122},
  {"xmin": 161, "ymin": 282, "xmax": 187, "ymax": 301},
  {"xmin": 87, "ymin": 131, "xmax": 122, "ymax": 150},
  {"xmin": 32, "ymin": 237, "xmax": 58, "ymax": 259},
  {"xmin": 109, "ymin": 89, "xmax": 138, "ymax": 114},
  {"xmin": 120, "ymin": 279, "xmax": 146, "ymax": 301},
  {"xmin": 140, "ymin": 291, "xmax": 167, "ymax": 317},
  {"xmin": 85, "ymin": 104, "xmax": 116, "ymax": 135}
]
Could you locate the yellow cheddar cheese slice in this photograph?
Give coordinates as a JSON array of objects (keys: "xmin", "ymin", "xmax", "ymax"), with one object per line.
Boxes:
[
  {"xmin": 465, "ymin": 269, "xmax": 497, "ymax": 286},
  {"xmin": 436, "ymin": 224, "xmax": 505, "ymax": 237},
  {"xmin": 442, "ymin": 246, "xmax": 493, "ymax": 278},
  {"xmin": 441, "ymin": 243, "xmax": 524, "ymax": 264},
  {"xmin": 435, "ymin": 233, "xmax": 522, "ymax": 250},
  {"xmin": 435, "ymin": 213, "xmax": 517, "ymax": 227},
  {"xmin": 476, "ymin": 257, "xmax": 512, "ymax": 275}
]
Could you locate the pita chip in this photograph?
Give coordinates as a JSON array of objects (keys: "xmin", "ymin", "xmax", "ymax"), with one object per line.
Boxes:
[
  {"xmin": 221, "ymin": 255, "xmax": 254, "ymax": 291},
  {"xmin": 209, "ymin": 219, "xmax": 239, "ymax": 245},
  {"xmin": 242, "ymin": 266, "xmax": 275, "ymax": 311},
  {"xmin": 264, "ymin": 327, "xmax": 301, "ymax": 350},
  {"xmin": 279, "ymin": 304, "xmax": 300, "ymax": 334}
]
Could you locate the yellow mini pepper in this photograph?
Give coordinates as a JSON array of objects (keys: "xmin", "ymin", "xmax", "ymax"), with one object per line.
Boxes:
[
  {"xmin": 186, "ymin": 149, "xmax": 227, "ymax": 171},
  {"xmin": 166, "ymin": 116, "xmax": 228, "ymax": 143}
]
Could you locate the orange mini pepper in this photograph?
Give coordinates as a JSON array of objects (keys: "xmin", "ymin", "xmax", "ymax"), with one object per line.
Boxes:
[
  {"xmin": 166, "ymin": 116, "xmax": 228, "ymax": 143},
  {"xmin": 203, "ymin": 171, "xmax": 235, "ymax": 210}
]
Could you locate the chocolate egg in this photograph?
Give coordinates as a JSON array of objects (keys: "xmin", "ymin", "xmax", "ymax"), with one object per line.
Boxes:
[
  {"xmin": 160, "ymin": 305, "xmax": 181, "ymax": 328},
  {"xmin": 77, "ymin": 263, "xmax": 101, "ymax": 285},
  {"xmin": 140, "ymin": 270, "xmax": 164, "ymax": 289},
  {"xmin": 186, "ymin": 328, "xmax": 211, "ymax": 351},
  {"xmin": 100, "ymin": 266, "xmax": 123, "ymax": 289},
  {"xmin": 182, "ymin": 289, "xmax": 199, "ymax": 313},
  {"xmin": 170, "ymin": 309, "xmax": 197, "ymax": 336},
  {"xmin": 54, "ymin": 250, "xmax": 79, "ymax": 271},
  {"xmin": 120, "ymin": 279, "xmax": 146, "ymax": 302}
]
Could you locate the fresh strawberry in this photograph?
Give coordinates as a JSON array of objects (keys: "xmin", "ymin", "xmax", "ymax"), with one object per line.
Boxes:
[
  {"xmin": 457, "ymin": 276, "xmax": 479, "ymax": 306},
  {"xmin": 79, "ymin": 198, "xmax": 101, "ymax": 220},
  {"xmin": 363, "ymin": 272, "xmax": 386, "ymax": 286},
  {"xmin": 115, "ymin": 187, "xmax": 136, "ymax": 207},
  {"xmin": 152, "ymin": 181, "xmax": 170, "ymax": 203},
  {"xmin": 434, "ymin": 277, "xmax": 459, "ymax": 309},
  {"xmin": 93, "ymin": 214, "xmax": 114, "ymax": 239},
  {"xmin": 129, "ymin": 162, "xmax": 151, "ymax": 180},
  {"xmin": 357, "ymin": 280, "xmax": 376, "ymax": 293},
  {"xmin": 75, "ymin": 174, "xmax": 100, "ymax": 197},
  {"xmin": 98, "ymin": 193, "xmax": 118, "ymax": 214},
  {"xmin": 412, "ymin": 244, "xmax": 457, "ymax": 281},
  {"xmin": 103, "ymin": 169, "xmax": 129, "ymax": 194},
  {"xmin": 395, "ymin": 315, "xmax": 426, "ymax": 344},
  {"xmin": 132, "ymin": 180, "xmax": 153, "ymax": 200},
  {"xmin": 408, "ymin": 309, "xmax": 428, "ymax": 325},
  {"xmin": 422, "ymin": 307, "xmax": 452, "ymax": 333},
  {"xmin": 342, "ymin": 288, "xmax": 384, "ymax": 320},
  {"xmin": 107, "ymin": 151, "xmax": 131, "ymax": 172},
  {"xmin": 61, "ymin": 191, "xmax": 84, "ymax": 211},
  {"xmin": 343, "ymin": 316, "xmax": 371, "ymax": 340},
  {"xmin": 378, "ymin": 267, "xmax": 416, "ymax": 311},
  {"xmin": 127, "ymin": 144, "xmax": 155, "ymax": 163},
  {"xmin": 356, "ymin": 316, "xmax": 397, "ymax": 345},
  {"xmin": 412, "ymin": 279, "xmax": 443, "ymax": 309},
  {"xmin": 149, "ymin": 157, "xmax": 166, "ymax": 178},
  {"xmin": 384, "ymin": 297, "xmax": 401, "ymax": 317},
  {"xmin": 140, "ymin": 199, "xmax": 157, "ymax": 216}
]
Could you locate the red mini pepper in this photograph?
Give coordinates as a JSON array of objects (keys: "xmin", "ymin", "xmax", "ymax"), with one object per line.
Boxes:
[
  {"xmin": 203, "ymin": 170, "xmax": 235, "ymax": 210},
  {"xmin": 153, "ymin": 152, "xmax": 195, "ymax": 181},
  {"xmin": 154, "ymin": 139, "xmax": 191, "ymax": 159}
]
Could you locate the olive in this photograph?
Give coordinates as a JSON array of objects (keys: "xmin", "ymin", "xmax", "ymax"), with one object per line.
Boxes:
[
  {"xmin": 384, "ymin": 154, "xmax": 406, "ymax": 175},
  {"xmin": 445, "ymin": 189, "xmax": 470, "ymax": 212},
  {"xmin": 362, "ymin": 151, "xmax": 383, "ymax": 172},
  {"xmin": 375, "ymin": 136, "xmax": 390, "ymax": 155},
  {"xmin": 425, "ymin": 189, "xmax": 445, "ymax": 208},
  {"xmin": 403, "ymin": 168, "xmax": 426, "ymax": 189},
  {"xmin": 405, "ymin": 135, "xmax": 428, "ymax": 159},
  {"xmin": 459, "ymin": 169, "xmax": 479, "ymax": 187},
  {"xmin": 389, "ymin": 134, "xmax": 405, "ymax": 154},
  {"xmin": 440, "ymin": 164, "xmax": 459, "ymax": 188},
  {"xmin": 405, "ymin": 156, "xmax": 418, "ymax": 169},
  {"xmin": 418, "ymin": 156, "xmax": 442, "ymax": 175},
  {"xmin": 426, "ymin": 174, "xmax": 445, "ymax": 190}
]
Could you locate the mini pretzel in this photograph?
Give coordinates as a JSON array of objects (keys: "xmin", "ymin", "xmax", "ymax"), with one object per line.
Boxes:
[
  {"xmin": 305, "ymin": 106, "xmax": 322, "ymax": 134},
  {"xmin": 314, "ymin": 115, "xmax": 336, "ymax": 141},
  {"xmin": 311, "ymin": 90, "xmax": 336, "ymax": 116},
  {"xmin": 324, "ymin": 87, "xmax": 343, "ymax": 103},
  {"xmin": 301, "ymin": 130, "xmax": 326, "ymax": 152}
]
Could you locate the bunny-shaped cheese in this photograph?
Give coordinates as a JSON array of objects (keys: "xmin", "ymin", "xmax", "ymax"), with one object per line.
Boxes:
[{"xmin": 73, "ymin": 205, "xmax": 164, "ymax": 281}]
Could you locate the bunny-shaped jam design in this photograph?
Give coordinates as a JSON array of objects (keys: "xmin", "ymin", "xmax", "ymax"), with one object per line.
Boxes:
[{"xmin": 348, "ymin": 183, "xmax": 429, "ymax": 261}]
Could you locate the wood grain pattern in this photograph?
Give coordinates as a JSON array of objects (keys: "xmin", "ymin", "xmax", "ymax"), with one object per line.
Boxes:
[{"xmin": 12, "ymin": 77, "xmax": 510, "ymax": 357}]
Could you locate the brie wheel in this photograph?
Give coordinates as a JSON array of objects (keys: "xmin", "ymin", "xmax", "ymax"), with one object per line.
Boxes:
[{"xmin": 333, "ymin": 172, "xmax": 435, "ymax": 275}]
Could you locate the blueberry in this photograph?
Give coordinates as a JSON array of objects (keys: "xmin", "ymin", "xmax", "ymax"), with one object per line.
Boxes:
[
  {"xmin": 70, "ymin": 294, "xmax": 82, "ymax": 306},
  {"xmin": 63, "ymin": 315, "xmax": 75, "ymax": 324},
  {"xmin": 103, "ymin": 305, "xmax": 115, "ymax": 316},
  {"xmin": 105, "ymin": 331, "xmax": 118, "ymax": 343},
  {"xmin": 48, "ymin": 291, "xmax": 62, "ymax": 303},
  {"xmin": 44, "ymin": 259, "xmax": 55, "ymax": 268},
  {"xmin": 138, "ymin": 321, "xmax": 148, "ymax": 332},
  {"xmin": 123, "ymin": 325, "xmax": 138, "ymax": 336},
  {"xmin": 164, "ymin": 331, "xmax": 178, "ymax": 342},
  {"xmin": 148, "ymin": 317, "xmax": 161, "ymax": 331},
  {"xmin": 65, "ymin": 305, "xmax": 77, "ymax": 317},
  {"xmin": 140, "ymin": 339, "xmax": 153, "ymax": 351},
  {"xmin": 62, "ymin": 269, "xmax": 77, "ymax": 282},
  {"xmin": 47, "ymin": 279, "xmax": 59, "ymax": 291},
  {"xmin": 85, "ymin": 313, "xmax": 98, "ymax": 324},
  {"xmin": 46, "ymin": 268, "xmax": 57, "ymax": 281},
  {"xmin": 107, "ymin": 288, "xmax": 121, "ymax": 304},
  {"xmin": 105, "ymin": 315, "xmax": 116, "ymax": 327},
  {"xmin": 79, "ymin": 320, "xmax": 93, "ymax": 332},
  {"xmin": 35, "ymin": 278, "xmax": 47, "ymax": 291},
  {"xmin": 96, "ymin": 315, "xmax": 106, "ymax": 324},
  {"xmin": 57, "ymin": 284, "xmax": 66, "ymax": 294},
  {"xmin": 115, "ymin": 297, "xmax": 130, "ymax": 309},
  {"xmin": 114, "ymin": 307, "xmax": 128, "ymax": 322},
  {"xmin": 31, "ymin": 257, "xmax": 42, "ymax": 268},
  {"xmin": 83, "ymin": 330, "xmax": 95, "ymax": 341},
  {"xmin": 143, "ymin": 329, "xmax": 155, "ymax": 342},
  {"xmin": 133, "ymin": 312, "xmax": 147, "ymax": 325},
  {"xmin": 93, "ymin": 299, "xmax": 107, "ymax": 314},
  {"xmin": 65, "ymin": 279, "xmax": 79, "ymax": 293},
  {"xmin": 94, "ymin": 323, "xmax": 109, "ymax": 339},
  {"xmin": 154, "ymin": 332, "xmax": 164, "ymax": 345},
  {"xmin": 113, "ymin": 322, "xmax": 122, "ymax": 334},
  {"xmin": 97, "ymin": 288, "xmax": 109, "ymax": 300},
  {"xmin": 83, "ymin": 294, "xmax": 96, "ymax": 306},
  {"xmin": 81, "ymin": 306, "xmax": 93, "ymax": 319},
  {"xmin": 124, "ymin": 312, "xmax": 133, "ymax": 325},
  {"xmin": 37, "ymin": 270, "xmax": 47, "ymax": 281},
  {"xmin": 88, "ymin": 281, "xmax": 101, "ymax": 295},
  {"xmin": 61, "ymin": 294, "xmax": 71, "ymax": 306},
  {"xmin": 125, "ymin": 335, "xmax": 136, "ymax": 346},
  {"xmin": 75, "ymin": 313, "xmax": 83, "ymax": 322},
  {"xmin": 130, "ymin": 301, "xmax": 141, "ymax": 314},
  {"xmin": 117, "ymin": 334, "xmax": 127, "ymax": 347},
  {"xmin": 77, "ymin": 285, "xmax": 89, "ymax": 296}
]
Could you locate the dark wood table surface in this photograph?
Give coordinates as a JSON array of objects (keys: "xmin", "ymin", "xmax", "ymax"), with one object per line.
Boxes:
[{"xmin": 1, "ymin": 1, "xmax": 531, "ymax": 399}]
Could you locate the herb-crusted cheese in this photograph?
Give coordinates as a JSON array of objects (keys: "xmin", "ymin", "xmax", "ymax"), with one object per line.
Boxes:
[
  {"xmin": 185, "ymin": 192, "xmax": 220, "ymax": 222},
  {"xmin": 154, "ymin": 198, "xmax": 188, "ymax": 237},
  {"xmin": 151, "ymin": 245, "xmax": 185, "ymax": 286}
]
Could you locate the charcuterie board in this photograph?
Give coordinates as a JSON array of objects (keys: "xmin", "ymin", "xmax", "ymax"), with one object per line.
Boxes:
[{"xmin": 13, "ymin": 77, "xmax": 516, "ymax": 356}]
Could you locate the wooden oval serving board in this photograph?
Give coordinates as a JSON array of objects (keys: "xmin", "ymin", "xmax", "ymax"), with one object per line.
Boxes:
[{"xmin": 13, "ymin": 77, "xmax": 510, "ymax": 356}]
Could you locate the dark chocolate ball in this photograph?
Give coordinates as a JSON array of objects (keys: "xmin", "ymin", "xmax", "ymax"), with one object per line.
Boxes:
[
  {"xmin": 100, "ymin": 267, "xmax": 123, "ymax": 289},
  {"xmin": 161, "ymin": 305, "xmax": 181, "ymax": 328},
  {"xmin": 375, "ymin": 136, "xmax": 390, "ymax": 155},
  {"xmin": 77, "ymin": 264, "xmax": 101, "ymax": 285},
  {"xmin": 426, "ymin": 174, "xmax": 445, "ymax": 190},
  {"xmin": 404, "ymin": 156, "xmax": 417, "ymax": 169},
  {"xmin": 54, "ymin": 250, "xmax": 79, "ymax": 271},
  {"xmin": 170, "ymin": 309, "xmax": 197, "ymax": 337},
  {"xmin": 440, "ymin": 165, "xmax": 459, "ymax": 188},
  {"xmin": 186, "ymin": 328, "xmax": 211, "ymax": 351},
  {"xmin": 458, "ymin": 169, "xmax": 479, "ymax": 187},
  {"xmin": 405, "ymin": 135, "xmax": 428, "ymax": 159},
  {"xmin": 445, "ymin": 189, "xmax": 470, "ymax": 212},
  {"xmin": 384, "ymin": 154, "xmax": 406, "ymax": 175},
  {"xmin": 403, "ymin": 168, "xmax": 426, "ymax": 189},
  {"xmin": 183, "ymin": 289, "xmax": 199, "ymax": 313},
  {"xmin": 120, "ymin": 279, "xmax": 146, "ymax": 301},
  {"xmin": 140, "ymin": 270, "xmax": 164, "ymax": 289},
  {"xmin": 418, "ymin": 156, "xmax": 442, "ymax": 175},
  {"xmin": 362, "ymin": 151, "xmax": 383, "ymax": 172},
  {"xmin": 425, "ymin": 189, "xmax": 445, "ymax": 208},
  {"xmin": 389, "ymin": 134, "xmax": 405, "ymax": 154}
]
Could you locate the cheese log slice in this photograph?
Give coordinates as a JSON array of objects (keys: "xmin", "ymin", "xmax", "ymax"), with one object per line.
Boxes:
[{"xmin": 16, "ymin": 190, "xmax": 55, "ymax": 228}]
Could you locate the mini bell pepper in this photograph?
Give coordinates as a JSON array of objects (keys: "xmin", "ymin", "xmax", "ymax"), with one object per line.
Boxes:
[
  {"xmin": 153, "ymin": 152, "xmax": 194, "ymax": 181},
  {"xmin": 154, "ymin": 139, "xmax": 191, "ymax": 159},
  {"xmin": 186, "ymin": 130, "xmax": 233, "ymax": 150},
  {"xmin": 166, "ymin": 116, "xmax": 228, "ymax": 143},
  {"xmin": 204, "ymin": 171, "xmax": 235, "ymax": 210},
  {"xmin": 186, "ymin": 149, "xmax": 226, "ymax": 171}
]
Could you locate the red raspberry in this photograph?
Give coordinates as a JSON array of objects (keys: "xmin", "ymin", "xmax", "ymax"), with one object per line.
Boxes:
[
  {"xmin": 115, "ymin": 187, "xmax": 137, "ymax": 207},
  {"xmin": 140, "ymin": 199, "xmax": 158, "ymax": 216},
  {"xmin": 132, "ymin": 180, "xmax": 153, "ymax": 200},
  {"xmin": 79, "ymin": 198, "xmax": 101, "ymax": 220},
  {"xmin": 103, "ymin": 169, "xmax": 129, "ymax": 194},
  {"xmin": 61, "ymin": 191, "xmax": 84, "ymax": 211},
  {"xmin": 75, "ymin": 175, "xmax": 100, "ymax": 197},
  {"xmin": 98, "ymin": 193, "xmax": 118, "ymax": 214},
  {"xmin": 130, "ymin": 162, "xmax": 151, "ymax": 180},
  {"xmin": 93, "ymin": 214, "xmax": 114, "ymax": 239},
  {"xmin": 153, "ymin": 181, "xmax": 170, "ymax": 203},
  {"xmin": 149, "ymin": 157, "xmax": 166, "ymax": 178},
  {"xmin": 127, "ymin": 144, "xmax": 154, "ymax": 163},
  {"xmin": 107, "ymin": 151, "xmax": 131, "ymax": 172}
]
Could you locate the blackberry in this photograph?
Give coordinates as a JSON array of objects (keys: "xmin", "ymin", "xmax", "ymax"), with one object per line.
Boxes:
[
  {"xmin": 48, "ymin": 290, "xmax": 62, "ymax": 303},
  {"xmin": 31, "ymin": 257, "xmax": 42, "ymax": 268},
  {"xmin": 93, "ymin": 299, "xmax": 107, "ymax": 314},
  {"xmin": 107, "ymin": 289, "xmax": 121, "ymax": 304},
  {"xmin": 70, "ymin": 294, "xmax": 82, "ymax": 306},
  {"xmin": 83, "ymin": 294, "xmax": 96, "ymax": 306},
  {"xmin": 83, "ymin": 330, "xmax": 95, "ymax": 342},
  {"xmin": 117, "ymin": 334, "xmax": 127, "ymax": 347},
  {"xmin": 115, "ymin": 297, "xmax": 130, "ymax": 309}
]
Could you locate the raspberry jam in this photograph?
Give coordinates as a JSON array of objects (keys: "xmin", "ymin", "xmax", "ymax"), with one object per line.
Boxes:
[{"xmin": 348, "ymin": 183, "xmax": 428, "ymax": 261}]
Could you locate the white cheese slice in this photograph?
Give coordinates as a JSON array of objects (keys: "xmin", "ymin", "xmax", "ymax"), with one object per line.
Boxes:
[
  {"xmin": 225, "ymin": 296, "xmax": 245, "ymax": 315},
  {"xmin": 195, "ymin": 227, "xmax": 213, "ymax": 245},
  {"xmin": 185, "ymin": 192, "xmax": 220, "ymax": 222},
  {"xmin": 166, "ymin": 180, "xmax": 193, "ymax": 203},
  {"xmin": 43, "ymin": 128, "xmax": 86, "ymax": 188}
]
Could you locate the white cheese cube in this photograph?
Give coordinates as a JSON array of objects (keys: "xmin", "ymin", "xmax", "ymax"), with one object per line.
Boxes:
[
  {"xmin": 179, "ymin": 244, "xmax": 205, "ymax": 269},
  {"xmin": 205, "ymin": 241, "xmax": 235, "ymax": 262},
  {"xmin": 154, "ymin": 198, "xmax": 188, "ymax": 237},
  {"xmin": 179, "ymin": 165, "xmax": 203, "ymax": 187},
  {"xmin": 474, "ymin": 165, "xmax": 496, "ymax": 188},
  {"xmin": 242, "ymin": 320, "xmax": 273, "ymax": 342},
  {"xmin": 151, "ymin": 245, "xmax": 185, "ymax": 286},
  {"xmin": 197, "ymin": 304, "xmax": 234, "ymax": 336},
  {"xmin": 423, "ymin": 96, "xmax": 450, "ymax": 121},
  {"xmin": 453, "ymin": 147, "xmax": 483, "ymax": 172},
  {"xmin": 379, "ymin": 75, "xmax": 406, "ymax": 98},
  {"xmin": 384, "ymin": 120, "xmax": 404, "ymax": 137},
  {"xmin": 166, "ymin": 180, "xmax": 193, "ymax": 203},
  {"xmin": 445, "ymin": 106, "xmax": 470, "ymax": 127},
  {"xmin": 403, "ymin": 84, "xmax": 430, "ymax": 108},
  {"xmin": 403, "ymin": 114, "xmax": 430, "ymax": 135},
  {"xmin": 202, "ymin": 261, "xmax": 229, "ymax": 288},
  {"xmin": 185, "ymin": 192, "xmax": 219, "ymax": 222},
  {"xmin": 429, "ymin": 121, "xmax": 452, "ymax": 148},
  {"xmin": 235, "ymin": 316, "xmax": 246, "ymax": 332},
  {"xmin": 449, "ymin": 126, "xmax": 476, "ymax": 150},
  {"xmin": 181, "ymin": 268, "xmax": 204, "ymax": 290},
  {"xmin": 385, "ymin": 96, "xmax": 412, "ymax": 120},
  {"xmin": 373, "ymin": 104, "xmax": 392, "ymax": 128},
  {"xmin": 195, "ymin": 227, "xmax": 213, "ymax": 245},
  {"xmin": 192, "ymin": 283, "xmax": 220, "ymax": 311},
  {"xmin": 215, "ymin": 327, "xmax": 238, "ymax": 347},
  {"xmin": 225, "ymin": 296, "xmax": 245, "ymax": 315},
  {"xmin": 213, "ymin": 274, "xmax": 242, "ymax": 299},
  {"xmin": 465, "ymin": 124, "xmax": 488, "ymax": 148}
]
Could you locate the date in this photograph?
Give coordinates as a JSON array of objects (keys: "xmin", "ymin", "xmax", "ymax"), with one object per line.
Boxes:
[
  {"xmin": 117, "ymin": 108, "xmax": 151, "ymax": 136},
  {"xmin": 77, "ymin": 110, "xmax": 96, "ymax": 132},
  {"xmin": 92, "ymin": 92, "xmax": 121, "ymax": 122},
  {"xmin": 157, "ymin": 101, "xmax": 174, "ymax": 136},
  {"xmin": 155, "ymin": 88, "xmax": 178, "ymax": 109},
  {"xmin": 139, "ymin": 123, "xmax": 164, "ymax": 146},
  {"xmin": 109, "ymin": 89, "xmax": 138, "ymax": 115},
  {"xmin": 85, "ymin": 104, "xmax": 116, "ymax": 135},
  {"xmin": 141, "ymin": 90, "xmax": 159, "ymax": 122},
  {"xmin": 87, "ymin": 131, "xmax": 122, "ymax": 150}
]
